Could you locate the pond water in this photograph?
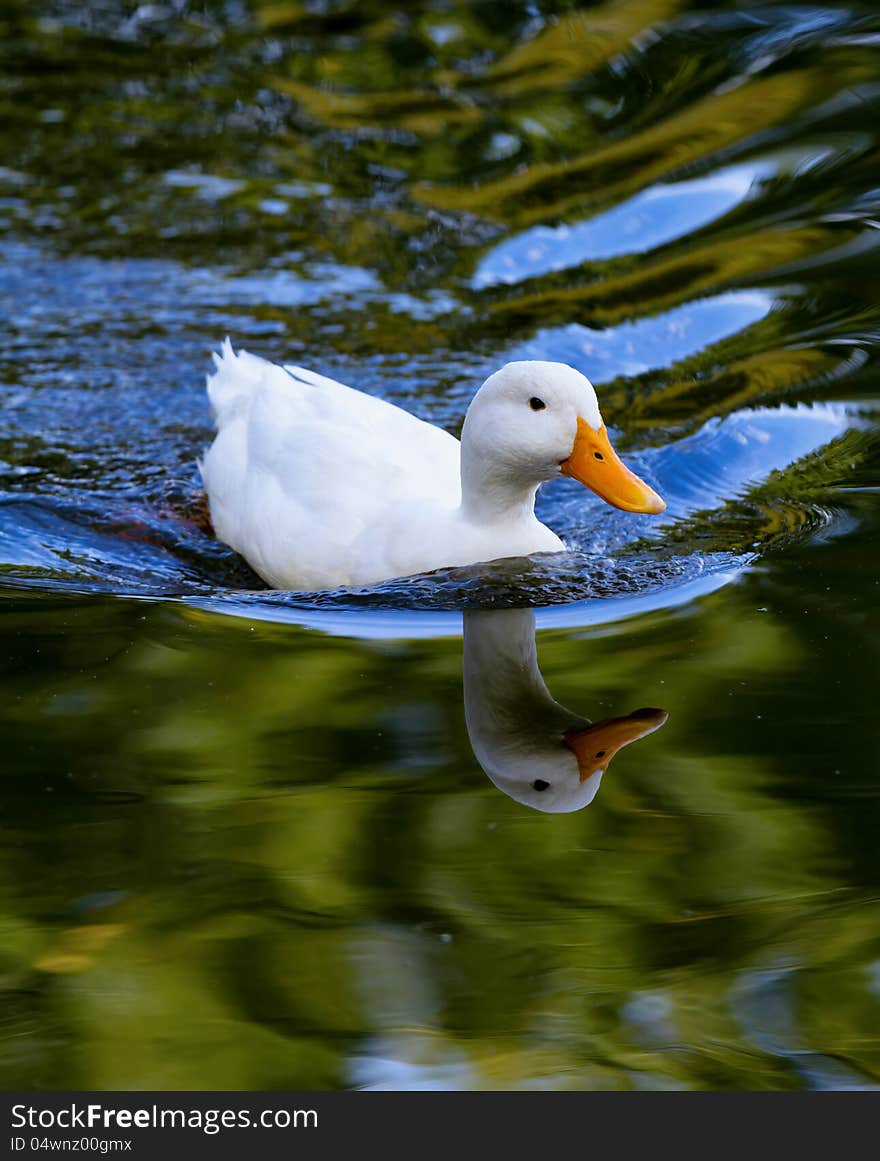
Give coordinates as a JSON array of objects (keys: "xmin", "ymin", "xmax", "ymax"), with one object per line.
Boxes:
[{"xmin": 1, "ymin": 0, "xmax": 879, "ymax": 1090}]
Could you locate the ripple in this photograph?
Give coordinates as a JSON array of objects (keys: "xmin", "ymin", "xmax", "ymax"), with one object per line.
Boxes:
[
  {"xmin": 0, "ymin": 399, "xmax": 866, "ymax": 638},
  {"xmin": 506, "ymin": 292, "xmax": 774, "ymax": 382},
  {"xmin": 0, "ymin": 0, "xmax": 877, "ymax": 649},
  {"xmin": 473, "ymin": 163, "xmax": 772, "ymax": 288}
]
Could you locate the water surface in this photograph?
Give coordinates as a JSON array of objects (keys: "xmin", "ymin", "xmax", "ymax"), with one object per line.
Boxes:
[{"xmin": 1, "ymin": 0, "xmax": 879, "ymax": 1090}]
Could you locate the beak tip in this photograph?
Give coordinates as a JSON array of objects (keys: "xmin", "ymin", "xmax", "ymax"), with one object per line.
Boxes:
[
  {"xmin": 627, "ymin": 491, "xmax": 665, "ymax": 515},
  {"xmin": 632, "ymin": 707, "xmax": 668, "ymax": 722}
]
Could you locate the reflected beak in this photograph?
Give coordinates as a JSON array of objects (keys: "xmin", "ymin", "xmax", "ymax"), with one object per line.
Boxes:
[
  {"xmin": 564, "ymin": 707, "xmax": 668, "ymax": 782},
  {"xmin": 561, "ymin": 418, "xmax": 666, "ymax": 514}
]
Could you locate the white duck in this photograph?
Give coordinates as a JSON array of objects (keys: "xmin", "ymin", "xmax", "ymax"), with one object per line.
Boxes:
[
  {"xmin": 463, "ymin": 609, "xmax": 667, "ymax": 813},
  {"xmin": 201, "ymin": 341, "xmax": 665, "ymax": 590}
]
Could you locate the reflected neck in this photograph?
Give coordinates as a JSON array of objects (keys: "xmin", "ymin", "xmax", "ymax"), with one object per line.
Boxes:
[{"xmin": 463, "ymin": 610, "xmax": 587, "ymax": 743}]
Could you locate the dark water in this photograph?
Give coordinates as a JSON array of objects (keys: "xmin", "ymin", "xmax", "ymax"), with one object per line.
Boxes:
[{"xmin": 1, "ymin": 0, "xmax": 879, "ymax": 1089}]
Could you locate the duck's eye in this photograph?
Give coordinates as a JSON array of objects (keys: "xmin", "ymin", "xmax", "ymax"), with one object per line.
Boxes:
[
  {"xmin": 594, "ymin": 452, "xmax": 604, "ymax": 461},
  {"xmin": 529, "ymin": 397, "xmax": 546, "ymax": 411},
  {"xmin": 532, "ymin": 779, "xmax": 550, "ymax": 792},
  {"xmin": 595, "ymin": 750, "xmax": 606, "ymax": 758}
]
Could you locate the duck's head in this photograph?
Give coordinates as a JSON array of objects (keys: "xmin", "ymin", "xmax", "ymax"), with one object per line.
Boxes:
[
  {"xmin": 478, "ymin": 706, "xmax": 669, "ymax": 814},
  {"xmin": 462, "ymin": 361, "xmax": 665, "ymax": 514}
]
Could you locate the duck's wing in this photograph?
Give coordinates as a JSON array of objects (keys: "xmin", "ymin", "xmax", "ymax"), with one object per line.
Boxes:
[{"xmin": 201, "ymin": 341, "xmax": 461, "ymax": 588}]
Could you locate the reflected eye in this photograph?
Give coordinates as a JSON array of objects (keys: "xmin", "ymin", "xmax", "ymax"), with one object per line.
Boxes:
[
  {"xmin": 532, "ymin": 779, "xmax": 550, "ymax": 791},
  {"xmin": 529, "ymin": 397, "xmax": 546, "ymax": 411}
]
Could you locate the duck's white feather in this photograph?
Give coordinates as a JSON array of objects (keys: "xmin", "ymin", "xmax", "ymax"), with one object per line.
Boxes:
[{"xmin": 201, "ymin": 343, "xmax": 581, "ymax": 590}]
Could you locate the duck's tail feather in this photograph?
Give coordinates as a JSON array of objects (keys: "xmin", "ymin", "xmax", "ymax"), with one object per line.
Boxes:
[{"xmin": 206, "ymin": 337, "xmax": 268, "ymax": 425}]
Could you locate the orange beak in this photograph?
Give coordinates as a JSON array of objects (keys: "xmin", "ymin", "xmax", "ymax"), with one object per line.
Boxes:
[
  {"xmin": 564, "ymin": 707, "xmax": 668, "ymax": 782},
  {"xmin": 561, "ymin": 418, "xmax": 666, "ymax": 514}
]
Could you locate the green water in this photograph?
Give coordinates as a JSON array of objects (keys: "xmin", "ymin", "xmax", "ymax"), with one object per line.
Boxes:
[{"xmin": 1, "ymin": 0, "xmax": 879, "ymax": 1089}]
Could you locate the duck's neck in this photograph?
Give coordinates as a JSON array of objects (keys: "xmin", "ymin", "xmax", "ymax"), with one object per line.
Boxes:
[{"xmin": 459, "ymin": 441, "xmax": 541, "ymax": 526}]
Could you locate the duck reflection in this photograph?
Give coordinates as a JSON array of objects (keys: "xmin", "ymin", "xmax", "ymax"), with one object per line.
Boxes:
[{"xmin": 463, "ymin": 610, "xmax": 667, "ymax": 813}]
